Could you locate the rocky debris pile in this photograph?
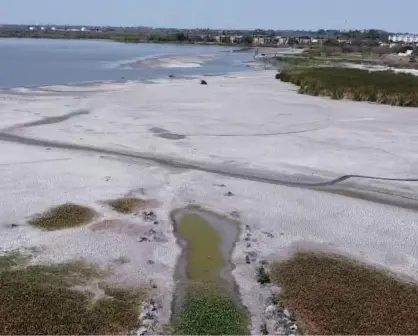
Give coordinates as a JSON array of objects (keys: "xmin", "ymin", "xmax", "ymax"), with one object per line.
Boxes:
[
  {"xmin": 261, "ymin": 286, "xmax": 298, "ymax": 336},
  {"xmin": 138, "ymin": 211, "xmax": 168, "ymax": 243},
  {"xmin": 241, "ymin": 223, "xmax": 298, "ymax": 335},
  {"xmin": 137, "ymin": 298, "xmax": 163, "ymax": 335}
]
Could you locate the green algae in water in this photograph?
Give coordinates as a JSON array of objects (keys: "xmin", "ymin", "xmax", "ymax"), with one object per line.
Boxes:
[
  {"xmin": 177, "ymin": 214, "xmax": 224, "ymax": 283},
  {"xmin": 175, "ymin": 283, "xmax": 249, "ymax": 335},
  {"xmin": 175, "ymin": 212, "xmax": 249, "ymax": 335}
]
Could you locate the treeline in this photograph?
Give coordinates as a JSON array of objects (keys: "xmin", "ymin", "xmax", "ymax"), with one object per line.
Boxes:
[{"xmin": 0, "ymin": 30, "xmax": 251, "ymax": 45}]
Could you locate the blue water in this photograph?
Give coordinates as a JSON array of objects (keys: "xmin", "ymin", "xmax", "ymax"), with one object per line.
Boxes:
[{"xmin": 0, "ymin": 38, "xmax": 252, "ymax": 88}]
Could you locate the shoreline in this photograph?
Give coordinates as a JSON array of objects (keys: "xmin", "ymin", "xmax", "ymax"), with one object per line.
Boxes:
[{"xmin": 1, "ymin": 67, "xmax": 418, "ymax": 334}]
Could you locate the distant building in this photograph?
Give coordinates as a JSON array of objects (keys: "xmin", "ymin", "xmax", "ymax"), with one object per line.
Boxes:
[{"xmin": 389, "ymin": 34, "xmax": 418, "ymax": 43}]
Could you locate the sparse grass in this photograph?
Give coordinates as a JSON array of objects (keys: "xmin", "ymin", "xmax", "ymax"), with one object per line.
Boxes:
[
  {"xmin": 0, "ymin": 250, "xmax": 30, "ymax": 270},
  {"xmin": 108, "ymin": 197, "xmax": 145, "ymax": 214},
  {"xmin": 28, "ymin": 203, "xmax": 96, "ymax": 230},
  {"xmin": 271, "ymin": 252, "xmax": 418, "ymax": 335},
  {"xmin": 175, "ymin": 283, "xmax": 249, "ymax": 335},
  {"xmin": 0, "ymin": 253, "xmax": 146, "ymax": 335},
  {"xmin": 277, "ymin": 67, "xmax": 418, "ymax": 107}
]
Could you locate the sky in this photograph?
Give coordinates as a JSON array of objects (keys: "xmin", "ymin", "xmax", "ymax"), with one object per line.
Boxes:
[{"xmin": 0, "ymin": 0, "xmax": 416, "ymax": 33}]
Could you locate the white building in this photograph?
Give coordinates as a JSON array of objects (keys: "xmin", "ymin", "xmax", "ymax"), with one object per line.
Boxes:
[{"xmin": 389, "ymin": 34, "xmax": 418, "ymax": 43}]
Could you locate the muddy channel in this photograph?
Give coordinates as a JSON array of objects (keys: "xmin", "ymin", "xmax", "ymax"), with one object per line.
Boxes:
[{"xmin": 170, "ymin": 206, "xmax": 245, "ymax": 325}]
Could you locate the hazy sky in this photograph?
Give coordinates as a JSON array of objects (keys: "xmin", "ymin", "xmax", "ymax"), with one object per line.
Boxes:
[{"xmin": 0, "ymin": 0, "xmax": 415, "ymax": 33}]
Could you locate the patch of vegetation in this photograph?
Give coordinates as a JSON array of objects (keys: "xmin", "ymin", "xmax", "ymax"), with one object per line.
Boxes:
[
  {"xmin": 177, "ymin": 214, "xmax": 224, "ymax": 282},
  {"xmin": 0, "ymin": 250, "xmax": 30, "ymax": 270},
  {"xmin": 277, "ymin": 67, "xmax": 418, "ymax": 107},
  {"xmin": 108, "ymin": 197, "xmax": 145, "ymax": 214},
  {"xmin": 271, "ymin": 252, "xmax": 418, "ymax": 335},
  {"xmin": 28, "ymin": 203, "xmax": 96, "ymax": 230},
  {"xmin": 175, "ymin": 283, "xmax": 249, "ymax": 335},
  {"xmin": 0, "ymin": 257, "xmax": 146, "ymax": 334}
]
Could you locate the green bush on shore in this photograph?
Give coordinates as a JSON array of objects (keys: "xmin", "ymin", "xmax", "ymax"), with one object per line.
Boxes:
[{"xmin": 276, "ymin": 67, "xmax": 418, "ymax": 107}]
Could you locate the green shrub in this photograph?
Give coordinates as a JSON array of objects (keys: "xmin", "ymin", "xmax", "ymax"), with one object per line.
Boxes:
[{"xmin": 277, "ymin": 67, "xmax": 418, "ymax": 107}]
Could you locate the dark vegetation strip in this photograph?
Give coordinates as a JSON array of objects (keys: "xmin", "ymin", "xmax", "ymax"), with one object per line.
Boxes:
[
  {"xmin": 0, "ymin": 252, "xmax": 147, "ymax": 335},
  {"xmin": 271, "ymin": 252, "xmax": 418, "ymax": 335},
  {"xmin": 277, "ymin": 67, "xmax": 418, "ymax": 107}
]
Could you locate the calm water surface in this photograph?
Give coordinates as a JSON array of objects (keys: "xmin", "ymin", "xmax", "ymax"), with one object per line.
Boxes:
[{"xmin": 0, "ymin": 38, "xmax": 252, "ymax": 88}]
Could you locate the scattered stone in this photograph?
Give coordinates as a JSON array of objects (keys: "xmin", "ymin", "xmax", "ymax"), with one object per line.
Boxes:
[
  {"xmin": 137, "ymin": 326, "xmax": 148, "ymax": 335},
  {"xmin": 265, "ymin": 304, "xmax": 276, "ymax": 316},
  {"xmin": 244, "ymin": 237, "xmax": 250, "ymax": 241},
  {"xmin": 270, "ymin": 285, "xmax": 282, "ymax": 296},
  {"xmin": 246, "ymin": 243, "xmax": 251, "ymax": 248},
  {"xmin": 245, "ymin": 224, "xmax": 251, "ymax": 231},
  {"xmin": 8, "ymin": 223, "xmax": 18, "ymax": 228},
  {"xmin": 200, "ymin": 79, "xmax": 208, "ymax": 85},
  {"xmin": 251, "ymin": 238, "xmax": 258, "ymax": 242},
  {"xmin": 169, "ymin": 74, "xmax": 175, "ymax": 78},
  {"xmin": 139, "ymin": 237, "xmax": 149, "ymax": 242},
  {"xmin": 280, "ymin": 232, "xmax": 284, "ymax": 236},
  {"xmin": 245, "ymin": 255, "xmax": 251, "ymax": 264},
  {"xmin": 246, "ymin": 232, "xmax": 252, "ymax": 237},
  {"xmin": 256, "ymin": 265, "xmax": 271, "ymax": 284},
  {"xmin": 153, "ymin": 220, "xmax": 159, "ymax": 225},
  {"xmin": 105, "ymin": 176, "xmax": 111, "ymax": 182},
  {"xmin": 260, "ymin": 321, "xmax": 269, "ymax": 335},
  {"xmin": 247, "ymin": 251, "xmax": 258, "ymax": 260},
  {"xmin": 147, "ymin": 260, "xmax": 155, "ymax": 265},
  {"xmin": 260, "ymin": 259, "xmax": 268, "ymax": 265},
  {"xmin": 148, "ymin": 229, "xmax": 156, "ymax": 235},
  {"xmin": 149, "ymin": 280, "xmax": 157, "ymax": 288},
  {"xmin": 153, "ymin": 233, "xmax": 169, "ymax": 243},
  {"xmin": 225, "ymin": 191, "xmax": 234, "ymax": 196},
  {"xmin": 230, "ymin": 211, "xmax": 240, "ymax": 218},
  {"xmin": 142, "ymin": 319, "xmax": 154, "ymax": 327},
  {"xmin": 284, "ymin": 309, "xmax": 291, "ymax": 318},
  {"xmin": 263, "ymin": 231, "xmax": 275, "ymax": 238}
]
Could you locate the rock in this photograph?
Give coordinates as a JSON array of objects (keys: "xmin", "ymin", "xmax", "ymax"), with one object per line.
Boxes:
[
  {"xmin": 139, "ymin": 237, "xmax": 149, "ymax": 242},
  {"xmin": 153, "ymin": 221, "xmax": 159, "ymax": 225},
  {"xmin": 247, "ymin": 251, "xmax": 258, "ymax": 259},
  {"xmin": 289, "ymin": 324, "xmax": 298, "ymax": 332},
  {"xmin": 246, "ymin": 243, "xmax": 251, "ymax": 248},
  {"xmin": 284, "ymin": 308, "xmax": 291, "ymax": 318},
  {"xmin": 149, "ymin": 280, "xmax": 157, "ymax": 288},
  {"xmin": 244, "ymin": 237, "xmax": 250, "ymax": 241},
  {"xmin": 148, "ymin": 229, "xmax": 156, "ymax": 235},
  {"xmin": 200, "ymin": 79, "xmax": 207, "ymax": 85},
  {"xmin": 260, "ymin": 259, "xmax": 268, "ymax": 265},
  {"xmin": 265, "ymin": 304, "xmax": 276, "ymax": 316},
  {"xmin": 225, "ymin": 191, "xmax": 234, "ymax": 196},
  {"xmin": 142, "ymin": 319, "xmax": 154, "ymax": 327},
  {"xmin": 263, "ymin": 231, "xmax": 275, "ymax": 238},
  {"xmin": 169, "ymin": 74, "xmax": 175, "ymax": 78},
  {"xmin": 9, "ymin": 224, "xmax": 18, "ymax": 228},
  {"xmin": 245, "ymin": 255, "xmax": 251, "ymax": 264},
  {"xmin": 251, "ymin": 238, "xmax": 258, "ymax": 242},
  {"xmin": 245, "ymin": 224, "xmax": 251, "ymax": 231},
  {"xmin": 270, "ymin": 285, "xmax": 282, "ymax": 296},
  {"xmin": 137, "ymin": 326, "xmax": 148, "ymax": 335},
  {"xmin": 230, "ymin": 211, "xmax": 240, "ymax": 218},
  {"xmin": 147, "ymin": 260, "xmax": 155, "ymax": 265},
  {"xmin": 246, "ymin": 232, "xmax": 252, "ymax": 237}
]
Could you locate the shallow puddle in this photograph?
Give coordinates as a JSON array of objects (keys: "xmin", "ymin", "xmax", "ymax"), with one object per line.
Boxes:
[{"xmin": 171, "ymin": 207, "xmax": 248, "ymax": 335}]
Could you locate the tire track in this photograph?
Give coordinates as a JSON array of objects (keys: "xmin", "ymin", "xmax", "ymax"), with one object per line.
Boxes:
[{"xmin": 0, "ymin": 132, "xmax": 417, "ymax": 189}]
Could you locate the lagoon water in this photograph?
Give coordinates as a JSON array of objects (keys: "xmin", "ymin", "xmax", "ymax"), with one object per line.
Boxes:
[{"xmin": 0, "ymin": 38, "xmax": 252, "ymax": 88}]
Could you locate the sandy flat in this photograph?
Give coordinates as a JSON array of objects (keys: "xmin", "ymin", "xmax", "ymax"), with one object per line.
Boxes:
[{"xmin": 1, "ymin": 70, "xmax": 418, "ymax": 334}]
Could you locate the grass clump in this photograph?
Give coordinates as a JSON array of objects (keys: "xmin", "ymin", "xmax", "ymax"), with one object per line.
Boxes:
[
  {"xmin": 108, "ymin": 197, "xmax": 145, "ymax": 214},
  {"xmin": 175, "ymin": 283, "xmax": 249, "ymax": 335},
  {"xmin": 277, "ymin": 67, "xmax": 418, "ymax": 107},
  {"xmin": 28, "ymin": 203, "xmax": 96, "ymax": 230},
  {"xmin": 271, "ymin": 252, "xmax": 418, "ymax": 335},
  {"xmin": 0, "ymin": 256, "xmax": 147, "ymax": 335}
]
